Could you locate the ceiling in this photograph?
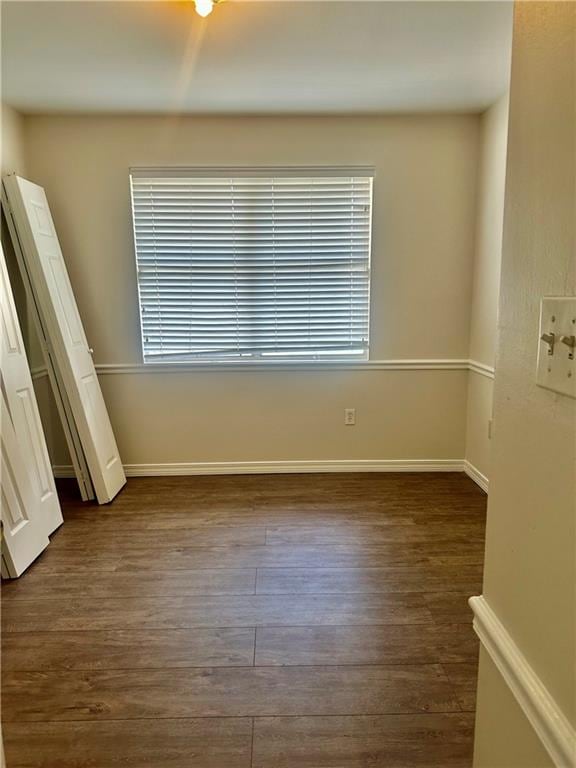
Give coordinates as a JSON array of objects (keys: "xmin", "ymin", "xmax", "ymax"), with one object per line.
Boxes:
[{"xmin": 1, "ymin": 1, "xmax": 513, "ymax": 114}]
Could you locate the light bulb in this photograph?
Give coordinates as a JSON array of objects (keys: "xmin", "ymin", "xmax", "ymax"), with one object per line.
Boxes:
[{"xmin": 195, "ymin": 0, "xmax": 214, "ymax": 17}]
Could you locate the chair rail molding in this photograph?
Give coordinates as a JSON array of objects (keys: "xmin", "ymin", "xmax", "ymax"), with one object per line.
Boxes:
[
  {"xmin": 94, "ymin": 359, "xmax": 472, "ymax": 374},
  {"xmin": 468, "ymin": 360, "xmax": 496, "ymax": 379},
  {"xmin": 30, "ymin": 365, "xmax": 49, "ymax": 381},
  {"xmin": 470, "ymin": 595, "xmax": 576, "ymax": 768}
]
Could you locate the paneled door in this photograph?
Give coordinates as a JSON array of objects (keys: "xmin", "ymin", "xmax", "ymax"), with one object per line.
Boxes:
[
  {"xmin": 1, "ymin": 242, "xmax": 61, "ymax": 577},
  {"xmin": 3, "ymin": 175, "xmax": 126, "ymax": 504}
]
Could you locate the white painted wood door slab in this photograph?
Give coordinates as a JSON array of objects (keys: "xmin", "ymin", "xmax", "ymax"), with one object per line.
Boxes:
[
  {"xmin": 1, "ymin": 391, "xmax": 50, "ymax": 577},
  {"xmin": 2, "ymin": 185, "xmax": 95, "ymax": 503},
  {"xmin": 1, "ymin": 241, "xmax": 62, "ymax": 535},
  {"xmin": 1, "ymin": 242, "xmax": 60, "ymax": 577},
  {"xmin": 3, "ymin": 175, "xmax": 126, "ymax": 504}
]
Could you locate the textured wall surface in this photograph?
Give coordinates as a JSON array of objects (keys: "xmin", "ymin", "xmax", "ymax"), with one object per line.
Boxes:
[
  {"xmin": 474, "ymin": 3, "xmax": 576, "ymax": 764},
  {"xmin": 465, "ymin": 94, "xmax": 509, "ymax": 481},
  {"xmin": 23, "ymin": 114, "xmax": 480, "ymax": 466}
]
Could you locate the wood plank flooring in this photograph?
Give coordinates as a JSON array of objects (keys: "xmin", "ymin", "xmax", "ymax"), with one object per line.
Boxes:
[{"xmin": 1, "ymin": 472, "xmax": 486, "ymax": 767}]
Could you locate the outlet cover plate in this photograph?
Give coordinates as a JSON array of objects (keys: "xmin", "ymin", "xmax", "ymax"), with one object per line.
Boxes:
[{"xmin": 344, "ymin": 408, "xmax": 356, "ymax": 426}]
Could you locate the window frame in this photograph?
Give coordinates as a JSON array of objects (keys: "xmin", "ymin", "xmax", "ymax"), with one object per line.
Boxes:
[{"xmin": 130, "ymin": 166, "xmax": 375, "ymax": 367}]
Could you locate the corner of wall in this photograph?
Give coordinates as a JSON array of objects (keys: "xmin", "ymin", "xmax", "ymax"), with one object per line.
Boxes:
[
  {"xmin": 464, "ymin": 92, "xmax": 510, "ymax": 489},
  {"xmin": 473, "ymin": 3, "xmax": 576, "ymax": 765}
]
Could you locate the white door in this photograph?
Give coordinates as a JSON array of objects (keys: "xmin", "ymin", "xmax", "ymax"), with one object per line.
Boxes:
[
  {"xmin": 1, "ymin": 242, "xmax": 63, "ymax": 536},
  {"xmin": 1, "ymin": 391, "xmax": 50, "ymax": 577},
  {"xmin": 1, "ymin": 243, "xmax": 60, "ymax": 577},
  {"xmin": 3, "ymin": 175, "xmax": 126, "ymax": 504}
]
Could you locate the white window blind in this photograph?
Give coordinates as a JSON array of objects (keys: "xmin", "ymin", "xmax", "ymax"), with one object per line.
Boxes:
[{"xmin": 130, "ymin": 167, "xmax": 373, "ymax": 363}]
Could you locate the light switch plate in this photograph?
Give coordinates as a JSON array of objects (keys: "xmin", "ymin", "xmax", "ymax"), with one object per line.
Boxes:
[{"xmin": 536, "ymin": 297, "xmax": 576, "ymax": 399}]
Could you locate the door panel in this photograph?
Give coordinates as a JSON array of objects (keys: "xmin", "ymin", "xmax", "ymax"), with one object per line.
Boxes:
[
  {"xmin": 1, "ymin": 242, "xmax": 59, "ymax": 576},
  {"xmin": 47, "ymin": 254, "xmax": 86, "ymax": 348},
  {"xmin": 80, "ymin": 373, "xmax": 120, "ymax": 471},
  {"xmin": 4, "ymin": 175, "xmax": 126, "ymax": 504},
  {"xmin": 0, "ymin": 242, "xmax": 63, "ymax": 538},
  {"xmin": 14, "ymin": 387, "xmax": 53, "ymax": 501},
  {"xmin": 1, "ymin": 392, "xmax": 50, "ymax": 577},
  {"xmin": 2, "ymin": 185, "xmax": 95, "ymax": 503}
]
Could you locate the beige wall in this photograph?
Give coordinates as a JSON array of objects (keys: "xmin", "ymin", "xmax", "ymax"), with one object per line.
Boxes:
[
  {"xmin": 474, "ymin": 649, "xmax": 555, "ymax": 768},
  {"xmin": 465, "ymin": 372, "xmax": 494, "ymax": 481},
  {"xmin": 474, "ymin": 3, "xmax": 576, "ymax": 765},
  {"xmin": 1, "ymin": 104, "xmax": 63, "ymax": 461},
  {"xmin": 1, "ymin": 103, "xmax": 45, "ymax": 367},
  {"xmin": 465, "ymin": 94, "xmax": 509, "ymax": 482},
  {"xmin": 1, "ymin": 103, "xmax": 29, "ymax": 335},
  {"xmin": 22, "ymin": 114, "xmax": 480, "ymax": 468},
  {"xmin": 1, "ymin": 103, "xmax": 27, "ymax": 176},
  {"xmin": 468, "ymin": 94, "xmax": 509, "ymax": 369}
]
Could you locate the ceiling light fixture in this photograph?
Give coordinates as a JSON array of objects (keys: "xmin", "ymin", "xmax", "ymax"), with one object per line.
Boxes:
[{"xmin": 194, "ymin": 0, "xmax": 215, "ymax": 17}]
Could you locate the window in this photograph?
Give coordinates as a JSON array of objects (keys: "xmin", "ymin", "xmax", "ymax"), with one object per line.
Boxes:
[{"xmin": 130, "ymin": 167, "xmax": 373, "ymax": 364}]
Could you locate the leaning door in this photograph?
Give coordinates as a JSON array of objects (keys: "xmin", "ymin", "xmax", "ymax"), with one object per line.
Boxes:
[
  {"xmin": 0, "ymin": 242, "xmax": 63, "ymax": 536},
  {"xmin": 1, "ymin": 243, "xmax": 60, "ymax": 577},
  {"xmin": 1, "ymin": 393, "xmax": 50, "ymax": 577},
  {"xmin": 3, "ymin": 174, "xmax": 126, "ymax": 504}
]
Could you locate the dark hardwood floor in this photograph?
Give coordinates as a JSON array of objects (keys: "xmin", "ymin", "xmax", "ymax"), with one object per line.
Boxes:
[{"xmin": 2, "ymin": 472, "xmax": 486, "ymax": 767}]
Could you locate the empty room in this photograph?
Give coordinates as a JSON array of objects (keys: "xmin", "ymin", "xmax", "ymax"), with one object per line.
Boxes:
[{"xmin": 0, "ymin": 1, "xmax": 574, "ymax": 766}]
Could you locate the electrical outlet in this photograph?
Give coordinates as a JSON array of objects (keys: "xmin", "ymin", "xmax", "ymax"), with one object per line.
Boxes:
[{"xmin": 344, "ymin": 408, "xmax": 356, "ymax": 426}]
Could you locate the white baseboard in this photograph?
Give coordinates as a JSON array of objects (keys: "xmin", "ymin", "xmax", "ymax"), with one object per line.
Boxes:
[
  {"xmin": 470, "ymin": 596, "xmax": 576, "ymax": 768},
  {"xmin": 53, "ymin": 458, "xmax": 465, "ymax": 478},
  {"xmin": 464, "ymin": 460, "xmax": 489, "ymax": 493}
]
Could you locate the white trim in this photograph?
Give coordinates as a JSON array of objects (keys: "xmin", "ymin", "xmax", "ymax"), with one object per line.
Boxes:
[
  {"xmin": 469, "ymin": 360, "xmax": 496, "ymax": 379},
  {"xmin": 30, "ymin": 365, "xmax": 49, "ymax": 381},
  {"xmin": 94, "ymin": 359, "xmax": 471, "ymax": 375},
  {"xmin": 464, "ymin": 460, "xmax": 489, "ymax": 493},
  {"xmin": 470, "ymin": 596, "xmax": 576, "ymax": 768},
  {"xmin": 33, "ymin": 358, "xmax": 495, "ymax": 376},
  {"xmin": 130, "ymin": 165, "xmax": 376, "ymax": 179},
  {"xmin": 53, "ymin": 458, "xmax": 464, "ymax": 478}
]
